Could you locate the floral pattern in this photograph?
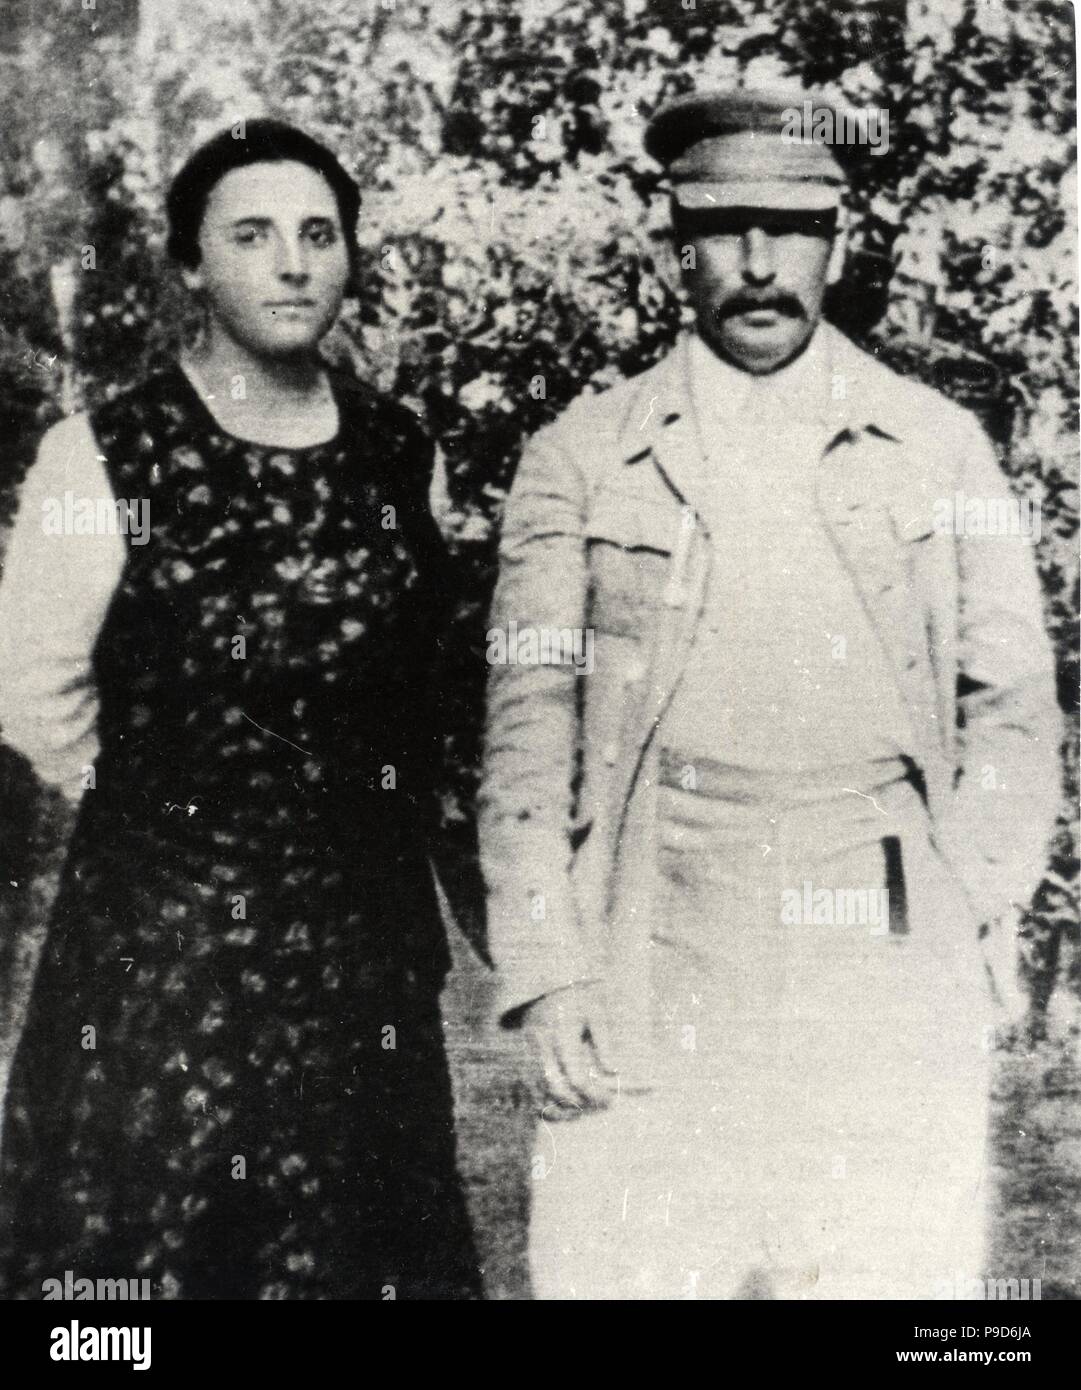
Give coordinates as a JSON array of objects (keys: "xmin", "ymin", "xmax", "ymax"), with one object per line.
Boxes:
[{"xmin": 0, "ymin": 366, "xmax": 480, "ymax": 1300}]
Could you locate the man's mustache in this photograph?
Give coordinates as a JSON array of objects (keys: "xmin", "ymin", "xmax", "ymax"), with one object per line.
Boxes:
[{"xmin": 717, "ymin": 291, "xmax": 806, "ymax": 320}]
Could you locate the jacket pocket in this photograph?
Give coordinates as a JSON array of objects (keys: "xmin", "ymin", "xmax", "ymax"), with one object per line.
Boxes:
[
  {"xmin": 884, "ymin": 489, "xmax": 940, "ymax": 546},
  {"xmin": 585, "ymin": 494, "xmax": 676, "ymax": 637},
  {"xmin": 586, "ymin": 492, "xmax": 678, "ymax": 554}
]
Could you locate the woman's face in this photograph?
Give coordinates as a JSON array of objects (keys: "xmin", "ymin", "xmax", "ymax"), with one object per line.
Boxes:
[{"xmin": 183, "ymin": 159, "xmax": 350, "ymax": 360}]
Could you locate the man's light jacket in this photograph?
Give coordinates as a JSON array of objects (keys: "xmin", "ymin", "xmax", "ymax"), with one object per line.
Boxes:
[{"xmin": 478, "ymin": 325, "xmax": 1061, "ymax": 1023}]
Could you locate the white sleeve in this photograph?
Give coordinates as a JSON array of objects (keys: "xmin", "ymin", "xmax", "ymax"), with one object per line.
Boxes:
[{"xmin": 0, "ymin": 414, "xmax": 125, "ymax": 802}]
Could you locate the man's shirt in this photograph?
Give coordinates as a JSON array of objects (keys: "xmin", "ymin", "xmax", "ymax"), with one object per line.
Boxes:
[{"xmin": 661, "ymin": 330, "xmax": 913, "ymax": 773}]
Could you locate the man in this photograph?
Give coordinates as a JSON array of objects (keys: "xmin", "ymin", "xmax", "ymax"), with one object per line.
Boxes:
[{"xmin": 478, "ymin": 88, "xmax": 1060, "ymax": 1299}]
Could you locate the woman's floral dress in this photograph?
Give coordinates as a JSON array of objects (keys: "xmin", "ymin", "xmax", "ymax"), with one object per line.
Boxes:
[{"xmin": 0, "ymin": 366, "xmax": 480, "ymax": 1299}]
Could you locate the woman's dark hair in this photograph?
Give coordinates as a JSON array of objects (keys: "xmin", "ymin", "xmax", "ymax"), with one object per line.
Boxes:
[{"xmin": 166, "ymin": 118, "xmax": 362, "ymax": 292}]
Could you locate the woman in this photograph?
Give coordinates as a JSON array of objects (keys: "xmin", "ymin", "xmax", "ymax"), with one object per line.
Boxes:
[{"xmin": 0, "ymin": 120, "xmax": 480, "ymax": 1299}]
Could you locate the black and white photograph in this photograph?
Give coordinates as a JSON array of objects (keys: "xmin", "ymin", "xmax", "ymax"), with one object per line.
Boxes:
[{"xmin": 0, "ymin": 0, "xmax": 1077, "ymax": 1347}]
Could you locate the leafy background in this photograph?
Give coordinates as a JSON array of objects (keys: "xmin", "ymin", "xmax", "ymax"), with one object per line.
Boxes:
[{"xmin": 0, "ymin": 0, "xmax": 1078, "ymax": 1297}]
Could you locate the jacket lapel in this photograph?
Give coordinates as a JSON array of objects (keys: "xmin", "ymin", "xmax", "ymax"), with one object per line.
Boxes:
[
  {"xmin": 607, "ymin": 343, "xmax": 714, "ymax": 839},
  {"xmin": 814, "ymin": 330, "xmax": 935, "ymax": 761},
  {"xmin": 623, "ymin": 336, "xmax": 714, "ymax": 524},
  {"xmin": 611, "ymin": 327, "xmax": 934, "ymax": 794}
]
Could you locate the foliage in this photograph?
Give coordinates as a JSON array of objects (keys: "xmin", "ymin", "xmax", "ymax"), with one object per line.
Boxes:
[{"xmin": 0, "ymin": 0, "xmax": 1076, "ymax": 988}]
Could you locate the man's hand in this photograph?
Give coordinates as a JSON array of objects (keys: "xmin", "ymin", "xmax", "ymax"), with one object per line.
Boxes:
[{"xmin": 523, "ymin": 983, "xmax": 620, "ymax": 1119}]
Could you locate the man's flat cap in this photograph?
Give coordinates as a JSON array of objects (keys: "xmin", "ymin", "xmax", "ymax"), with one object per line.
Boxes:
[{"xmin": 644, "ymin": 86, "xmax": 848, "ymax": 211}]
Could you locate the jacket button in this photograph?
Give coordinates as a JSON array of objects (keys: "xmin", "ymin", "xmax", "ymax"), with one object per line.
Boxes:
[{"xmin": 603, "ymin": 742, "xmax": 619, "ymax": 765}]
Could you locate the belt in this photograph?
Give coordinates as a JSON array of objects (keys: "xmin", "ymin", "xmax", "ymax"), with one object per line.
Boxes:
[{"xmin": 658, "ymin": 747, "xmax": 917, "ymax": 807}]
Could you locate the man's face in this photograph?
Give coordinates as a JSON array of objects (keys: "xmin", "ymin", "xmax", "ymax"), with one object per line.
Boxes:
[
  {"xmin": 679, "ymin": 206, "xmax": 845, "ymax": 374},
  {"xmin": 183, "ymin": 160, "xmax": 350, "ymax": 360}
]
